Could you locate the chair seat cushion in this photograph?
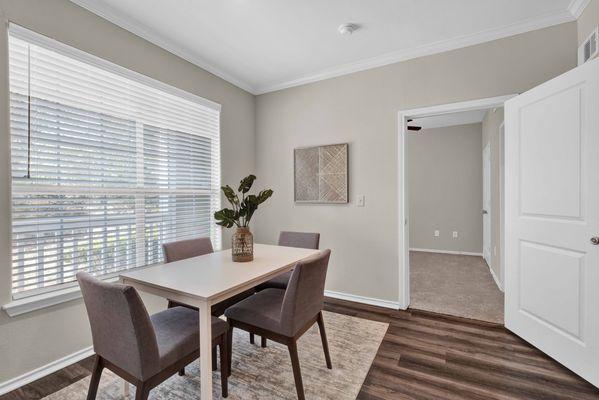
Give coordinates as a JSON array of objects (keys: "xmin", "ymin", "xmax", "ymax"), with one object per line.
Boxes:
[
  {"xmin": 151, "ymin": 306, "xmax": 227, "ymax": 368},
  {"xmin": 255, "ymin": 270, "xmax": 292, "ymax": 291},
  {"xmin": 224, "ymin": 289, "xmax": 285, "ymax": 335}
]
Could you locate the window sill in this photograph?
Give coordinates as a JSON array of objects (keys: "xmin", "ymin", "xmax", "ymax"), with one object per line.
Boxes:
[{"xmin": 2, "ymin": 277, "xmax": 119, "ymax": 317}]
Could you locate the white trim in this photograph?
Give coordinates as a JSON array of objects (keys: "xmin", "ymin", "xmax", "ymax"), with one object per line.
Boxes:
[
  {"xmin": 8, "ymin": 23, "xmax": 222, "ymax": 111},
  {"xmin": 324, "ymin": 290, "xmax": 400, "ymax": 310},
  {"xmin": 69, "ymin": 0, "xmax": 256, "ymax": 95},
  {"xmin": 568, "ymin": 0, "xmax": 592, "ymax": 19},
  {"xmin": 499, "ymin": 122, "xmax": 506, "ymax": 293},
  {"xmin": 0, "ymin": 346, "xmax": 94, "ymax": 396},
  {"xmin": 488, "ymin": 263, "xmax": 504, "ymax": 292},
  {"xmin": 398, "ymin": 95, "xmax": 517, "ymax": 314},
  {"xmin": 256, "ymin": 11, "xmax": 574, "ymax": 94},
  {"xmin": 409, "ymin": 248, "xmax": 483, "ymax": 257},
  {"xmin": 3, "ymin": 276, "xmax": 122, "ymax": 316},
  {"xmin": 69, "ymin": 0, "xmax": 576, "ymax": 95}
]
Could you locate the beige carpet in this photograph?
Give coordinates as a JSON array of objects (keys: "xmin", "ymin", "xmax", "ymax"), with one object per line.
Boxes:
[
  {"xmin": 410, "ymin": 251, "xmax": 504, "ymax": 323},
  {"xmin": 44, "ymin": 311, "xmax": 387, "ymax": 399}
]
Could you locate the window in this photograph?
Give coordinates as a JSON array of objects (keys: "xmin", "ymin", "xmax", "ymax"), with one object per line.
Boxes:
[{"xmin": 8, "ymin": 25, "xmax": 221, "ymax": 297}]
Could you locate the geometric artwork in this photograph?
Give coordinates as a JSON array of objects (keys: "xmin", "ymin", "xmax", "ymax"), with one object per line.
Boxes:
[{"xmin": 294, "ymin": 143, "xmax": 348, "ymax": 203}]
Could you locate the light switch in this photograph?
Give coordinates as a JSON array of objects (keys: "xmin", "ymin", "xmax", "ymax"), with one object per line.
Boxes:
[
  {"xmin": 434, "ymin": 230, "xmax": 440, "ymax": 237},
  {"xmin": 357, "ymin": 195, "xmax": 365, "ymax": 207},
  {"xmin": 453, "ymin": 231, "xmax": 458, "ymax": 238}
]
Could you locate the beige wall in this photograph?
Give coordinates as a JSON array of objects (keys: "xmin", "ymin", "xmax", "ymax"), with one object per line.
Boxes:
[
  {"xmin": 254, "ymin": 22, "xmax": 577, "ymax": 304},
  {"xmin": 407, "ymin": 124, "xmax": 483, "ymax": 254},
  {"xmin": 578, "ymin": 0, "xmax": 599, "ymax": 45},
  {"xmin": 482, "ymin": 108, "xmax": 505, "ymax": 283},
  {"xmin": 0, "ymin": 0, "xmax": 255, "ymax": 384}
]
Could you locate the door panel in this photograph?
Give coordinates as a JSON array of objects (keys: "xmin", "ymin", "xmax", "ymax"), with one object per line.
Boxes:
[
  {"xmin": 519, "ymin": 85, "xmax": 582, "ymax": 219},
  {"xmin": 505, "ymin": 58, "xmax": 599, "ymax": 387}
]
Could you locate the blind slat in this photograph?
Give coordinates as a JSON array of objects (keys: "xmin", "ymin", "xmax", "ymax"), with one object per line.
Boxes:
[{"xmin": 9, "ymin": 26, "xmax": 221, "ymax": 297}]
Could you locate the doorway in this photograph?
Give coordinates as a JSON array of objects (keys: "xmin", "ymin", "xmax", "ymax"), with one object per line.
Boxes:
[{"xmin": 397, "ymin": 95, "xmax": 515, "ymax": 322}]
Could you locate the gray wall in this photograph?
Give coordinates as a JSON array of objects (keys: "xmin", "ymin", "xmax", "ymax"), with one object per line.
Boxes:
[
  {"xmin": 0, "ymin": 0, "xmax": 255, "ymax": 384},
  {"xmin": 408, "ymin": 124, "xmax": 483, "ymax": 254},
  {"xmin": 482, "ymin": 108, "xmax": 505, "ymax": 283},
  {"xmin": 254, "ymin": 22, "xmax": 577, "ymax": 304},
  {"xmin": 578, "ymin": 0, "xmax": 599, "ymax": 45}
]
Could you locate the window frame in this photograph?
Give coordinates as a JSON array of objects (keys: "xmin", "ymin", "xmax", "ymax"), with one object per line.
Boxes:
[{"xmin": 7, "ymin": 24, "xmax": 222, "ymax": 300}]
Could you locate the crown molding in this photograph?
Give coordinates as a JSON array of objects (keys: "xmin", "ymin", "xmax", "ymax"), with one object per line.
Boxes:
[
  {"xmin": 568, "ymin": 0, "xmax": 591, "ymax": 19},
  {"xmin": 255, "ymin": 10, "xmax": 575, "ymax": 94},
  {"xmin": 69, "ymin": 0, "xmax": 257, "ymax": 94},
  {"xmin": 69, "ymin": 1, "xmax": 578, "ymax": 96}
]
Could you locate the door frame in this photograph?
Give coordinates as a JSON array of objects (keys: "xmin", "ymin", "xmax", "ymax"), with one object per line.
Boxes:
[
  {"xmin": 483, "ymin": 142, "xmax": 492, "ymax": 267},
  {"xmin": 499, "ymin": 122, "xmax": 506, "ymax": 291},
  {"xmin": 397, "ymin": 94, "xmax": 516, "ymax": 309}
]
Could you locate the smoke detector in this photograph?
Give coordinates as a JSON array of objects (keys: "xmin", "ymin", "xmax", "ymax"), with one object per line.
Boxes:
[{"xmin": 338, "ymin": 23, "xmax": 359, "ymax": 35}]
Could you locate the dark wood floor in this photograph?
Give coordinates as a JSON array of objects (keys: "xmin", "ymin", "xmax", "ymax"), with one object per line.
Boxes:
[{"xmin": 2, "ymin": 298, "xmax": 598, "ymax": 400}]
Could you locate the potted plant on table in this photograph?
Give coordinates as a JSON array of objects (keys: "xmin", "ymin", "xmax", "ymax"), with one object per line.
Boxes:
[{"xmin": 214, "ymin": 175, "xmax": 273, "ymax": 262}]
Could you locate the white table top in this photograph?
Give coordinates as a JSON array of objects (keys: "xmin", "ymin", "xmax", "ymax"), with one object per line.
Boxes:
[{"xmin": 120, "ymin": 244, "xmax": 320, "ymax": 301}]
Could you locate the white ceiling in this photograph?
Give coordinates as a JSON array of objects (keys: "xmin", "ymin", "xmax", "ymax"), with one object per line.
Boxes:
[
  {"xmin": 71, "ymin": 0, "xmax": 589, "ymax": 94},
  {"xmin": 411, "ymin": 109, "xmax": 488, "ymax": 130}
]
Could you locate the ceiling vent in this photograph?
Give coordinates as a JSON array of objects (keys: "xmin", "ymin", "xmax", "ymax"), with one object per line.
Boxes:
[{"xmin": 578, "ymin": 26, "xmax": 598, "ymax": 66}]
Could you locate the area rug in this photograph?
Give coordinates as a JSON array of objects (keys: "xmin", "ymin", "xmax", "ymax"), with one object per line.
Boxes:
[{"xmin": 45, "ymin": 311, "xmax": 387, "ymax": 399}]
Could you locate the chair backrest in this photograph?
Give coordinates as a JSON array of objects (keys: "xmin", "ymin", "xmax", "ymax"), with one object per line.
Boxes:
[
  {"xmin": 280, "ymin": 249, "xmax": 331, "ymax": 336},
  {"xmin": 162, "ymin": 237, "xmax": 214, "ymax": 263},
  {"xmin": 77, "ymin": 272, "xmax": 160, "ymax": 380},
  {"xmin": 278, "ymin": 231, "xmax": 320, "ymax": 250}
]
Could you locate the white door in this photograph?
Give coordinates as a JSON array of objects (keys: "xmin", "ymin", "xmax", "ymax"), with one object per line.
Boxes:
[
  {"xmin": 505, "ymin": 58, "xmax": 599, "ymax": 387},
  {"xmin": 482, "ymin": 143, "xmax": 491, "ymax": 266}
]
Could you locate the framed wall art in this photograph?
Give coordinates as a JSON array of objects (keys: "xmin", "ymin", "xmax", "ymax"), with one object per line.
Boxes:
[{"xmin": 294, "ymin": 143, "xmax": 348, "ymax": 203}]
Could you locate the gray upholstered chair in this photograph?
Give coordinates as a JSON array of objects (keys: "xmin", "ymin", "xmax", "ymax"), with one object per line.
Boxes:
[
  {"xmin": 163, "ymin": 237, "xmax": 254, "ymax": 317},
  {"xmin": 225, "ymin": 249, "xmax": 332, "ymax": 400},
  {"xmin": 77, "ymin": 272, "xmax": 229, "ymax": 400},
  {"xmin": 254, "ymin": 231, "xmax": 320, "ymax": 347},
  {"xmin": 162, "ymin": 237, "xmax": 256, "ymax": 357},
  {"xmin": 256, "ymin": 231, "xmax": 320, "ymax": 292}
]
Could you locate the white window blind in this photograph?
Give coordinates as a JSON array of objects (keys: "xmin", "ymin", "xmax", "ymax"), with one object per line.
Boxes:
[{"xmin": 8, "ymin": 24, "xmax": 221, "ymax": 297}]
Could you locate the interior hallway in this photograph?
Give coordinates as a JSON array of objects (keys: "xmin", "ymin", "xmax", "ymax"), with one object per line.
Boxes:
[{"xmin": 409, "ymin": 251, "xmax": 504, "ymax": 323}]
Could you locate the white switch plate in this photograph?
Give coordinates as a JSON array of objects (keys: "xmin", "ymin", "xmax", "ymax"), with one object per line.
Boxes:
[
  {"xmin": 357, "ymin": 195, "xmax": 365, "ymax": 207},
  {"xmin": 452, "ymin": 231, "xmax": 458, "ymax": 238},
  {"xmin": 434, "ymin": 230, "xmax": 440, "ymax": 237}
]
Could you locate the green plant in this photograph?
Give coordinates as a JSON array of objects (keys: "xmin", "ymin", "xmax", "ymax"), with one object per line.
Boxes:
[{"xmin": 214, "ymin": 175, "xmax": 273, "ymax": 228}]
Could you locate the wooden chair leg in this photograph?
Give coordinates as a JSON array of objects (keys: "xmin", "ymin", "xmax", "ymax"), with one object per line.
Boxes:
[
  {"xmin": 287, "ymin": 341, "xmax": 305, "ymax": 400},
  {"xmin": 86, "ymin": 355, "xmax": 104, "ymax": 400},
  {"xmin": 212, "ymin": 346, "xmax": 218, "ymax": 371},
  {"xmin": 227, "ymin": 324, "xmax": 234, "ymax": 377},
  {"xmin": 220, "ymin": 335, "xmax": 229, "ymax": 398},
  {"xmin": 317, "ymin": 312, "xmax": 332, "ymax": 369},
  {"xmin": 261, "ymin": 336, "xmax": 267, "ymax": 348},
  {"xmin": 249, "ymin": 332, "xmax": 255, "ymax": 344},
  {"xmin": 134, "ymin": 383, "xmax": 150, "ymax": 400}
]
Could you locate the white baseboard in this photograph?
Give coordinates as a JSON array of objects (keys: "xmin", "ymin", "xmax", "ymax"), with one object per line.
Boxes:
[
  {"xmin": 0, "ymin": 346, "xmax": 94, "ymax": 396},
  {"xmin": 325, "ymin": 290, "xmax": 400, "ymax": 309},
  {"xmin": 488, "ymin": 264, "xmax": 504, "ymax": 292},
  {"xmin": 410, "ymin": 248, "xmax": 483, "ymax": 257}
]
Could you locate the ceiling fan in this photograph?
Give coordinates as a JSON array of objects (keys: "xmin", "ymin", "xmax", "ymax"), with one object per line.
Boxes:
[{"xmin": 407, "ymin": 119, "xmax": 422, "ymax": 131}]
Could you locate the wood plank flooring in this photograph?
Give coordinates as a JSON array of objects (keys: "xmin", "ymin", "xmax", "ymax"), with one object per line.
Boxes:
[
  {"xmin": 2, "ymin": 298, "xmax": 598, "ymax": 400},
  {"xmin": 323, "ymin": 299, "xmax": 599, "ymax": 400}
]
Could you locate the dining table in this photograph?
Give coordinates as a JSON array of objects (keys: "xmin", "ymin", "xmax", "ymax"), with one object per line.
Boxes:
[{"xmin": 119, "ymin": 243, "xmax": 320, "ymax": 400}]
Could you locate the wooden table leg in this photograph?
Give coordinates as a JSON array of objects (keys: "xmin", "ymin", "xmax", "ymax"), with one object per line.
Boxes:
[
  {"xmin": 123, "ymin": 380, "xmax": 130, "ymax": 398},
  {"xmin": 199, "ymin": 300, "xmax": 213, "ymax": 400}
]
